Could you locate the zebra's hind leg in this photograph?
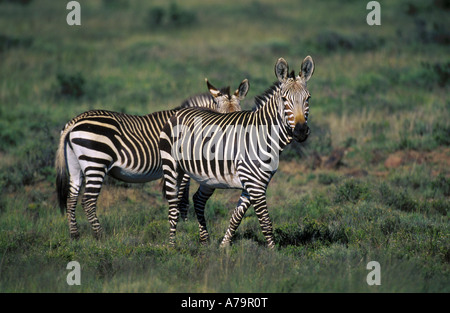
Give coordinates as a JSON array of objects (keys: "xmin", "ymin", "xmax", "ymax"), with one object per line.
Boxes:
[
  {"xmin": 220, "ymin": 191, "xmax": 251, "ymax": 248},
  {"xmin": 81, "ymin": 176, "xmax": 105, "ymax": 239},
  {"xmin": 66, "ymin": 149, "xmax": 83, "ymax": 239},
  {"xmin": 162, "ymin": 164, "xmax": 183, "ymax": 246},
  {"xmin": 192, "ymin": 185, "xmax": 215, "ymax": 244},
  {"xmin": 178, "ymin": 175, "xmax": 191, "ymax": 221},
  {"xmin": 168, "ymin": 197, "xmax": 180, "ymax": 246},
  {"xmin": 67, "ymin": 177, "xmax": 83, "ymax": 239}
]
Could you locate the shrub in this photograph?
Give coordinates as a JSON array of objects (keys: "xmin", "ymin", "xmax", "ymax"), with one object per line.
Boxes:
[
  {"xmin": 421, "ymin": 62, "xmax": 450, "ymax": 88},
  {"xmin": 379, "ymin": 183, "xmax": 418, "ymax": 212},
  {"xmin": 388, "ymin": 165, "xmax": 432, "ymax": 191},
  {"xmin": 0, "ymin": 0, "xmax": 33, "ymax": 6},
  {"xmin": 148, "ymin": 7, "xmax": 165, "ymax": 27},
  {"xmin": 275, "ymin": 218, "xmax": 349, "ymax": 247},
  {"xmin": 168, "ymin": 2, "xmax": 196, "ymax": 27},
  {"xmin": 314, "ymin": 31, "xmax": 384, "ymax": 53},
  {"xmin": 427, "ymin": 199, "xmax": 449, "ymax": 216},
  {"xmin": 399, "ymin": 62, "xmax": 449, "ymax": 90},
  {"xmin": 414, "ymin": 19, "xmax": 450, "ymax": 46},
  {"xmin": 433, "ymin": 122, "xmax": 450, "ymax": 146},
  {"xmin": 0, "ymin": 34, "xmax": 32, "ymax": 52},
  {"xmin": 54, "ymin": 72, "xmax": 107, "ymax": 101},
  {"xmin": 56, "ymin": 72, "xmax": 85, "ymax": 98},
  {"xmin": 147, "ymin": 2, "xmax": 197, "ymax": 29},
  {"xmin": 0, "ymin": 124, "xmax": 56, "ymax": 191},
  {"xmin": 432, "ymin": 173, "xmax": 450, "ymax": 197},
  {"xmin": 0, "ymin": 119, "xmax": 24, "ymax": 151},
  {"xmin": 102, "ymin": 0, "xmax": 128, "ymax": 9},
  {"xmin": 334, "ymin": 179, "xmax": 370, "ymax": 204},
  {"xmin": 318, "ymin": 172, "xmax": 341, "ymax": 185}
]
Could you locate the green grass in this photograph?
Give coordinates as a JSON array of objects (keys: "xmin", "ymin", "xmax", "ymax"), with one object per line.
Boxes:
[{"xmin": 0, "ymin": 0, "xmax": 449, "ymax": 292}]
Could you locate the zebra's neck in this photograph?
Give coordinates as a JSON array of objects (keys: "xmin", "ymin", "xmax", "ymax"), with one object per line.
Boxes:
[{"xmin": 253, "ymin": 82, "xmax": 293, "ymax": 150}]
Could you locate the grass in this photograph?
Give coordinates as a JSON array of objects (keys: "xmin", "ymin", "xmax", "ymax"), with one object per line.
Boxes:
[{"xmin": 0, "ymin": 0, "xmax": 449, "ymax": 293}]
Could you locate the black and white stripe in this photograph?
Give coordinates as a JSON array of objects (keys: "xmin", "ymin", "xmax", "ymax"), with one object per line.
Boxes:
[
  {"xmin": 55, "ymin": 79, "xmax": 249, "ymax": 239},
  {"xmin": 160, "ymin": 57, "xmax": 314, "ymax": 248}
]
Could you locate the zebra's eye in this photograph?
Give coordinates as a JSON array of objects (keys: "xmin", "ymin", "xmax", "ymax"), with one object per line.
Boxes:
[
  {"xmin": 306, "ymin": 96, "xmax": 311, "ymax": 104},
  {"xmin": 282, "ymin": 96, "xmax": 288, "ymax": 103}
]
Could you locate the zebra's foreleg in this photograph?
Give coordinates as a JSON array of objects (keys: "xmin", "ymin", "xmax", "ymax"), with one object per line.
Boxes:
[
  {"xmin": 192, "ymin": 185, "xmax": 215, "ymax": 244},
  {"xmin": 220, "ymin": 191, "xmax": 251, "ymax": 247},
  {"xmin": 251, "ymin": 193, "xmax": 275, "ymax": 248}
]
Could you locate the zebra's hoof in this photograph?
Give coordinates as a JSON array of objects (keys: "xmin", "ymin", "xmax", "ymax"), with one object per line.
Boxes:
[
  {"xmin": 219, "ymin": 241, "xmax": 231, "ymax": 249},
  {"xmin": 180, "ymin": 214, "xmax": 188, "ymax": 222},
  {"xmin": 94, "ymin": 229, "xmax": 104, "ymax": 240},
  {"xmin": 70, "ymin": 231, "xmax": 80, "ymax": 240}
]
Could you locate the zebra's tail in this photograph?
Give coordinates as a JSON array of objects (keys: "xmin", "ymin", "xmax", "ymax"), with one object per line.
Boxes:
[{"xmin": 55, "ymin": 126, "xmax": 71, "ymax": 215}]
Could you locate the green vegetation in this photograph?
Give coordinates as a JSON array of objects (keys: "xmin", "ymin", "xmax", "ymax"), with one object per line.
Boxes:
[{"xmin": 0, "ymin": 0, "xmax": 448, "ymax": 292}]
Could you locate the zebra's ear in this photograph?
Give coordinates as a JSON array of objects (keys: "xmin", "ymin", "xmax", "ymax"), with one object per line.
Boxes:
[
  {"xmin": 275, "ymin": 58, "xmax": 289, "ymax": 83},
  {"xmin": 300, "ymin": 56, "xmax": 314, "ymax": 82},
  {"xmin": 206, "ymin": 78, "xmax": 222, "ymax": 98},
  {"xmin": 234, "ymin": 79, "xmax": 249, "ymax": 100}
]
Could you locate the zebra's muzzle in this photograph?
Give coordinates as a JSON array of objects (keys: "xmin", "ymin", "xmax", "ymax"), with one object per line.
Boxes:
[{"xmin": 292, "ymin": 123, "xmax": 310, "ymax": 142}]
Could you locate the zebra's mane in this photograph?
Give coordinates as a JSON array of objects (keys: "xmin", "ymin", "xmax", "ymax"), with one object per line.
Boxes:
[
  {"xmin": 180, "ymin": 92, "xmax": 212, "ymax": 108},
  {"xmin": 253, "ymin": 70, "xmax": 298, "ymax": 111},
  {"xmin": 252, "ymin": 81, "xmax": 282, "ymax": 111},
  {"xmin": 178, "ymin": 87, "xmax": 230, "ymax": 110}
]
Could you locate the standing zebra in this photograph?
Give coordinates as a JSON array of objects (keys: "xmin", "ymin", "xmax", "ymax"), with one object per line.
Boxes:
[
  {"xmin": 55, "ymin": 78, "xmax": 249, "ymax": 239},
  {"xmin": 160, "ymin": 57, "xmax": 314, "ymax": 248}
]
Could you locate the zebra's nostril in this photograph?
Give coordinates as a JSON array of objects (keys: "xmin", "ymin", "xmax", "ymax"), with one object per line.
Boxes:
[{"xmin": 293, "ymin": 123, "xmax": 310, "ymax": 142}]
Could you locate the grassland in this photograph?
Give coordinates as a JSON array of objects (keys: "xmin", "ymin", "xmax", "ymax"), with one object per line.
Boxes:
[{"xmin": 0, "ymin": 0, "xmax": 448, "ymax": 293}]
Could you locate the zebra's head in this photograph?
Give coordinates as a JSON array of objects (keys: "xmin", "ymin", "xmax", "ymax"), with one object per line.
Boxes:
[
  {"xmin": 206, "ymin": 78, "xmax": 249, "ymax": 113},
  {"xmin": 275, "ymin": 56, "xmax": 314, "ymax": 143}
]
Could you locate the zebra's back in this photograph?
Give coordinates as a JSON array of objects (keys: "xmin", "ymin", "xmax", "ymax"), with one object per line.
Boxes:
[
  {"xmin": 161, "ymin": 108, "xmax": 267, "ymax": 189},
  {"xmin": 64, "ymin": 109, "xmax": 177, "ymax": 182}
]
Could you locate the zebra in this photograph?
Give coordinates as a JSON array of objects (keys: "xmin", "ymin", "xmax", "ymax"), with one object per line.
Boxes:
[
  {"xmin": 55, "ymin": 78, "xmax": 250, "ymax": 239},
  {"xmin": 160, "ymin": 56, "xmax": 314, "ymax": 248}
]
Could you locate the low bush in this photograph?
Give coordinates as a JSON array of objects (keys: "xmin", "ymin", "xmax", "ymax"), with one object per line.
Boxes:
[
  {"xmin": 0, "ymin": 125, "xmax": 56, "ymax": 191},
  {"xmin": 334, "ymin": 179, "xmax": 370, "ymax": 204},
  {"xmin": 379, "ymin": 183, "xmax": 418, "ymax": 212},
  {"xmin": 275, "ymin": 218, "xmax": 349, "ymax": 247},
  {"xmin": 0, "ymin": 34, "xmax": 32, "ymax": 52},
  {"xmin": 431, "ymin": 173, "xmax": 450, "ymax": 197},
  {"xmin": 414, "ymin": 19, "xmax": 450, "ymax": 46},
  {"xmin": 314, "ymin": 31, "xmax": 384, "ymax": 53},
  {"xmin": 54, "ymin": 72, "xmax": 108, "ymax": 101},
  {"xmin": 56, "ymin": 72, "xmax": 85, "ymax": 99},
  {"xmin": 317, "ymin": 172, "xmax": 341, "ymax": 185},
  {"xmin": 147, "ymin": 2, "xmax": 197, "ymax": 29},
  {"xmin": 433, "ymin": 122, "xmax": 450, "ymax": 146}
]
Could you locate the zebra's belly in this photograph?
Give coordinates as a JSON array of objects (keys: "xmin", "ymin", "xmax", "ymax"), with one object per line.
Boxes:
[
  {"xmin": 188, "ymin": 172, "xmax": 243, "ymax": 189},
  {"xmin": 109, "ymin": 166, "xmax": 162, "ymax": 183}
]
